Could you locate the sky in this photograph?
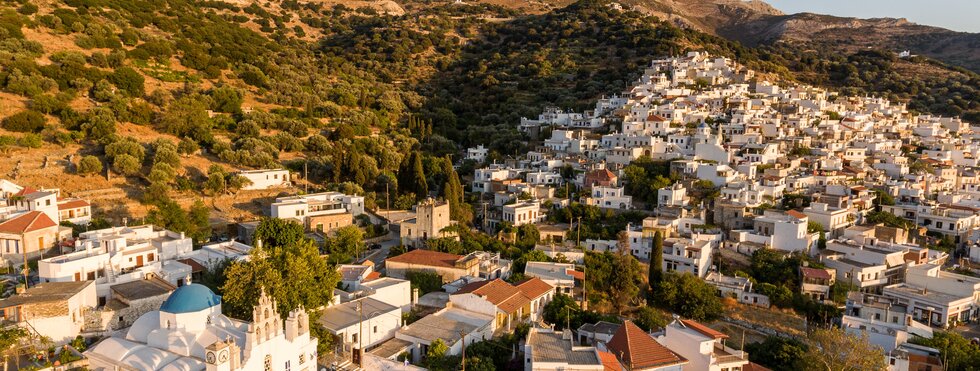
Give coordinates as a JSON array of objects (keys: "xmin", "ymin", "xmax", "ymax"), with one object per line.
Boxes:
[{"xmin": 764, "ymin": 0, "xmax": 980, "ymax": 33}]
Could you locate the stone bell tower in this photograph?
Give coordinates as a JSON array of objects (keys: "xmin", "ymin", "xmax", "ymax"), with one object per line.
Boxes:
[{"xmin": 245, "ymin": 289, "xmax": 281, "ymax": 353}]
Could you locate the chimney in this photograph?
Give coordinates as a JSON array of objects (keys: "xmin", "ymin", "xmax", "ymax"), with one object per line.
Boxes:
[{"xmin": 411, "ymin": 288, "xmax": 419, "ymax": 306}]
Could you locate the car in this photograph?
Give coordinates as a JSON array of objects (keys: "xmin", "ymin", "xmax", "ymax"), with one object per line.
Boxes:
[{"xmin": 369, "ymin": 243, "xmax": 382, "ymax": 250}]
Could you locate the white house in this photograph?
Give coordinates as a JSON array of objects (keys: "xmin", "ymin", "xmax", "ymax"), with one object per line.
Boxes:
[
  {"xmin": 466, "ymin": 145, "xmax": 489, "ymax": 163},
  {"xmin": 656, "ymin": 319, "xmax": 749, "ymax": 371},
  {"xmin": 38, "ymin": 225, "xmax": 194, "ymax": 305},
  {"xmin": 524, "ymin": 328, "xmax": 606, "ymax": 371},
  {"xmin": 270, "ymin": 191, "xmax": 364, "ymax": 226},
  {"xmin": 662, "ymin": 237, "xmax": 713, "ymax": 278},
  {"xmin": 395, "ymin": 307, "xmax": 494, "ymax": 364},
  {"xmin": 586, "ymin": 186, "xmax": 632, "ymax": 210},
  {"xmin": 238, "ymin": 169, "xmax": 291, "ymax": 190},
  {"xmin": 317, "ymin": 297, "xmax": 402, "ymax": 355},
  {"xmin": 503, "ymin": 200, "xmax": 543, "ymax": 227},
  {"xmin": 0, "ymin": 281, "xmax": 97, "ymax": 345}
]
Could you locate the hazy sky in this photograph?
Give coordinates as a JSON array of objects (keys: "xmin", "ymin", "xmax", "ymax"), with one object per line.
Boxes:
[{"xmin": 765, "ymin": 0, "xmax": 980, "ymax": 33}]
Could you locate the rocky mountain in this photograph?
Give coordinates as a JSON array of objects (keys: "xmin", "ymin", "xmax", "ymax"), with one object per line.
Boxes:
[
  {"xmin": 626, "ymin": 0, "xmax": 980, "ymax": 73},
  {"xmin": 475, "ymin": 0, "xmax": 980, "ymax": 72}
]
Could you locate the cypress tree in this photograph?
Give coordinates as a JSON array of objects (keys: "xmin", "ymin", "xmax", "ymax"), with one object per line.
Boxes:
[
  {"xmin": 411, "ymin": 153, "xmax": 427, "ymax": 199},
  {"xmin": 441, "ymin": 156, "xmax": 471, "ymax": 224},
  {"xmin": 650, "ymin": 231, "xmax": 664, "ymax": 288}
]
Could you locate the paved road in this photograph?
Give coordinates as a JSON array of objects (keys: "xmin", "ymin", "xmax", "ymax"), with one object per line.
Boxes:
[{"xmin": 360, "ymin": 230, "xmax": 399, "ymax": 273}]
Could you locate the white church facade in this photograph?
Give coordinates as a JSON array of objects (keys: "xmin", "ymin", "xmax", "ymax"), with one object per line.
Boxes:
[{"xmin": 85, "ymin": 284, "xmax": 318, "ymax": 371}]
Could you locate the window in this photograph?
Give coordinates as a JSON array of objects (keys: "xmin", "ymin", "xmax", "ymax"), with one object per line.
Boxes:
[
  {"xmin": 285, "ymin": 361, "xmax": 290, "ymax": 371},
  {"xmin": 374, "ymin": 326, "xmax": 378, "ymax": 333},
  {"xmin": 147, "ymin": 253, "xmax": 154, "ymax": 262}
]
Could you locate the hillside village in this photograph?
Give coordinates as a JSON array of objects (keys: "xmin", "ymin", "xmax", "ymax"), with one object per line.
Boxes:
[{"xmin": 0, "ymin": 49, "xmax": 978, "ymax": 370}]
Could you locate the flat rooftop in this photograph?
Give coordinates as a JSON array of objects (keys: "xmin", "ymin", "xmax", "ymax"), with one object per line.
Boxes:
[
  {"xmin": 528, "ymin": 330, "xmax": 600, "ymax": 365},
  {"xmin": 398, "ymin": 308, "xmax": 491, "ymax": 343},
  {"xmin": 318, "ymin": 297, "xmax": 397, "ymax": 330}
]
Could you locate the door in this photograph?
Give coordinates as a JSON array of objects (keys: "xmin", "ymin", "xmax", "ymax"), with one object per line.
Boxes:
[
  {"xmin": 136, "ymin": 255, "xmax": 144, "ymax": 268},
  {"xmin": 37, "ymin": 236, "xmax": 44, "ymax": 251}
]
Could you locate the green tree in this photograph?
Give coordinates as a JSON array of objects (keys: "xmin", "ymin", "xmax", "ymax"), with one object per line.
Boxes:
[
  {"xmin": 745, "ymin": 336, "xmax": 809, "ymax": 371},
  {"xmin": 252, "ymin": 218, "xmax": 306, "ymax": 251},
  {"xmin": 398, "ymin": 152, "xmax": 428, "ymax": 200},
  {"xmin": 911, "ymin": 331, "xmax": 980, "ymax": 371},
  {"xmin": 77, "ymin": 155, "xmax": 103, "ymax": 175},
  {"xmin": 802, "ymin": 328, "xmax": 886, "ymax": 371},
  {"xmin": 220, "ymin": 219, "xmax": 339, "ymax": 354},
  {"xmin": 542, "ymin": 293, "xmax": 579, "ymax": 330},
  {"xmin": 649, "ymin": 231, "xmax": 664, "ymax": 288},
  {"xmin": 441, "ymin": 156, "xmax": 471, "ymax": 225},
  {"xmin": 112, "ymin": 154, "xmax": 141, "ymax": 175},
  {"xmin": 322, "ymin": 225, "xmax": 364, "ymax": 264},
  {"xmin": 2, "ymin": 110, "xmax": 45, "ymax": 133},
  {"xmin": 108, "ymin": 66, "xmax": 145, "ymax": 97},
  {"xmin": 406, "ymin": 271, "xmax": 443, "ymax": 295},
  {"xmin": 633, "ymin": 306, "xmax": 669, "ymax": 332},
  {"xmin": 652, "ymin": 271, "xmax": 724, "ymax": 321}
]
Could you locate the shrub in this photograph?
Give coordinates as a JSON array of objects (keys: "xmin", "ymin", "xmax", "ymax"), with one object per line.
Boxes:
[
  {"xmin": 17, "ymin": 134, "xmax": 43, "ymax": 148},
  {"xmin": 112, "ymin": 154, "xmax": 141, "ymax": 175},
  {"xmin": 108, "ymin": 67, "xmax": 145, "ymax": 97},
  {"xmin": 77, "ymin": 155, "xmax": 103, "ymax": 175},
  {"xmin": 2, "ymin": 110, "xmax": 45, "ymax": 132}
]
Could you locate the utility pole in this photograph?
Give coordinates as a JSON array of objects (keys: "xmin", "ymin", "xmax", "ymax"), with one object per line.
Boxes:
[
  {"xmin": 357, "ymin": 301, "xmax": 363, "ymax": 366},
  {"xmin": 577, "ymin": 216, "xmax": 585, "ymax": 309},
  {"xmin": 304, "ymin": 160, "xmax": 308, "ymax": 193},
  {"xmin": 22, "ymin": 250, "xmax": 28, "ymax": 289},
  {"xmin": 386, "ymin": 183, "xmax": 391, "ymax": 222},
  {"xmin": 459, "ymin": 330, "xmax": 466, "ymax": 371}
]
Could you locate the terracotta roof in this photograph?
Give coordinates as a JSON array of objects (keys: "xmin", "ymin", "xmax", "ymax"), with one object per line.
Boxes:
[
  {"xmin": 597, "ymin": 350, "xmax": 623, "ymax": 371},
  {"xmin": 13, "ymin": 187, "xmax": 37, "ymax": 197},
  {"xmin": 514, "ymin": 277, "xmax": 554, "ymax": 299},
  {"xmin": 801, "ymin": 267, "xmax": 833, "ymax": 280},
  {"xmin": 364, "ymin": 271, "xmax": 382, "ymax": 282},
  {"xmin": 0, "ymin": 211, "xmax": 57, "ymax": 234},
  {"xmin": 57, "ymin": 199, "xmax": 90, "ymax": 210},
  {"xmin": 647, "ymin": 114, "xmax": 668, "ymax": 122},
  {"xmin": 786, "ymin": 210, "xmax": 807, "ymax": 220},
  {"xmin": 177, "ymin": 258, "xmax": 206, "ymax": 274},
  {"xmin": 567, "ymin": 269, "xmax": 585, "ymax": 280},
  {"xmin": 385, "ymin": 249, "xmax": 461, "ymax": 269},
  {"xmin": 587, "ymin": 169, "xmax": 617, "ymax": 181},
  {"xmin": 607, "ymin": 321, "xmax": 687, "ymax": 370},
  {"xmin": 454, "ymin": 279, "xmax": 530, "ymax": 314},
  {"xmin": 680, "ymin": 319, "xmax": 728, "ymax": 339},
  {"xmin": 744, "ymin": 362, "xmax": 773, "ymax": 371}
]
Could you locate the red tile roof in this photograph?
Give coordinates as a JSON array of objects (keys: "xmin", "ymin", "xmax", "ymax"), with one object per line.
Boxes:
[
  {"xmin": 801, "ymin": 267, "xmax": 833, "ymax": 280},
  {"xmin": 0, "ymin": 211, "xmax": 57, "ymax": 234},
  {"xmin": 177, "ymin": 258, "xmax": 206, "ymax": 274},
  {"xmin": 680, "ymin": 319, "xmax": 728, "ymax": 339},
  {"xmin": 607, "ymin": 321, "xmax": 687, "ymax": 370},
  {"xmin": 567, "ymin": 269, "xmax": 585, "ymax": 280},
  {"xmin": 514, "ymin": 277, "xmax": 554, "ymax": 299},
  {"xmin": 364, "ymin": 271, "xmax": 382, "ymax": 282},
  {"xmin": 587, "ymin": 169, "xmax": 617, "ymax": 181},
  {"xmin": 13, "ymin": 187, "xmax": 37, "ymax": 197},
  {"xmin": 57, "ymin": 199, "xmax": 90, "ymax": 210},
  {"xmin": 385, "ymin": 249, "xmax": 461, "ymax": 269},
  {"xmin": 597, "ymin": 350, "xmax": 623, "ymax": 371},
  {"xmin": 454, "ymin": 279, "xmax": 530, "ymax": 314},
  {"xmin": 647, "ymin": 114, "xmax": 668, "ymax": 122},
  {"xmin": 786, "ymin": 210, "xmax": 808, "ymax": 220}
]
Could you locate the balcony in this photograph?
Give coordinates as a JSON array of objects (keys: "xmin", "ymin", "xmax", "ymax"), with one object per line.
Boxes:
[{"xmin": 712, "ymin": 343, "xmax": 747, "ymax": 365}]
